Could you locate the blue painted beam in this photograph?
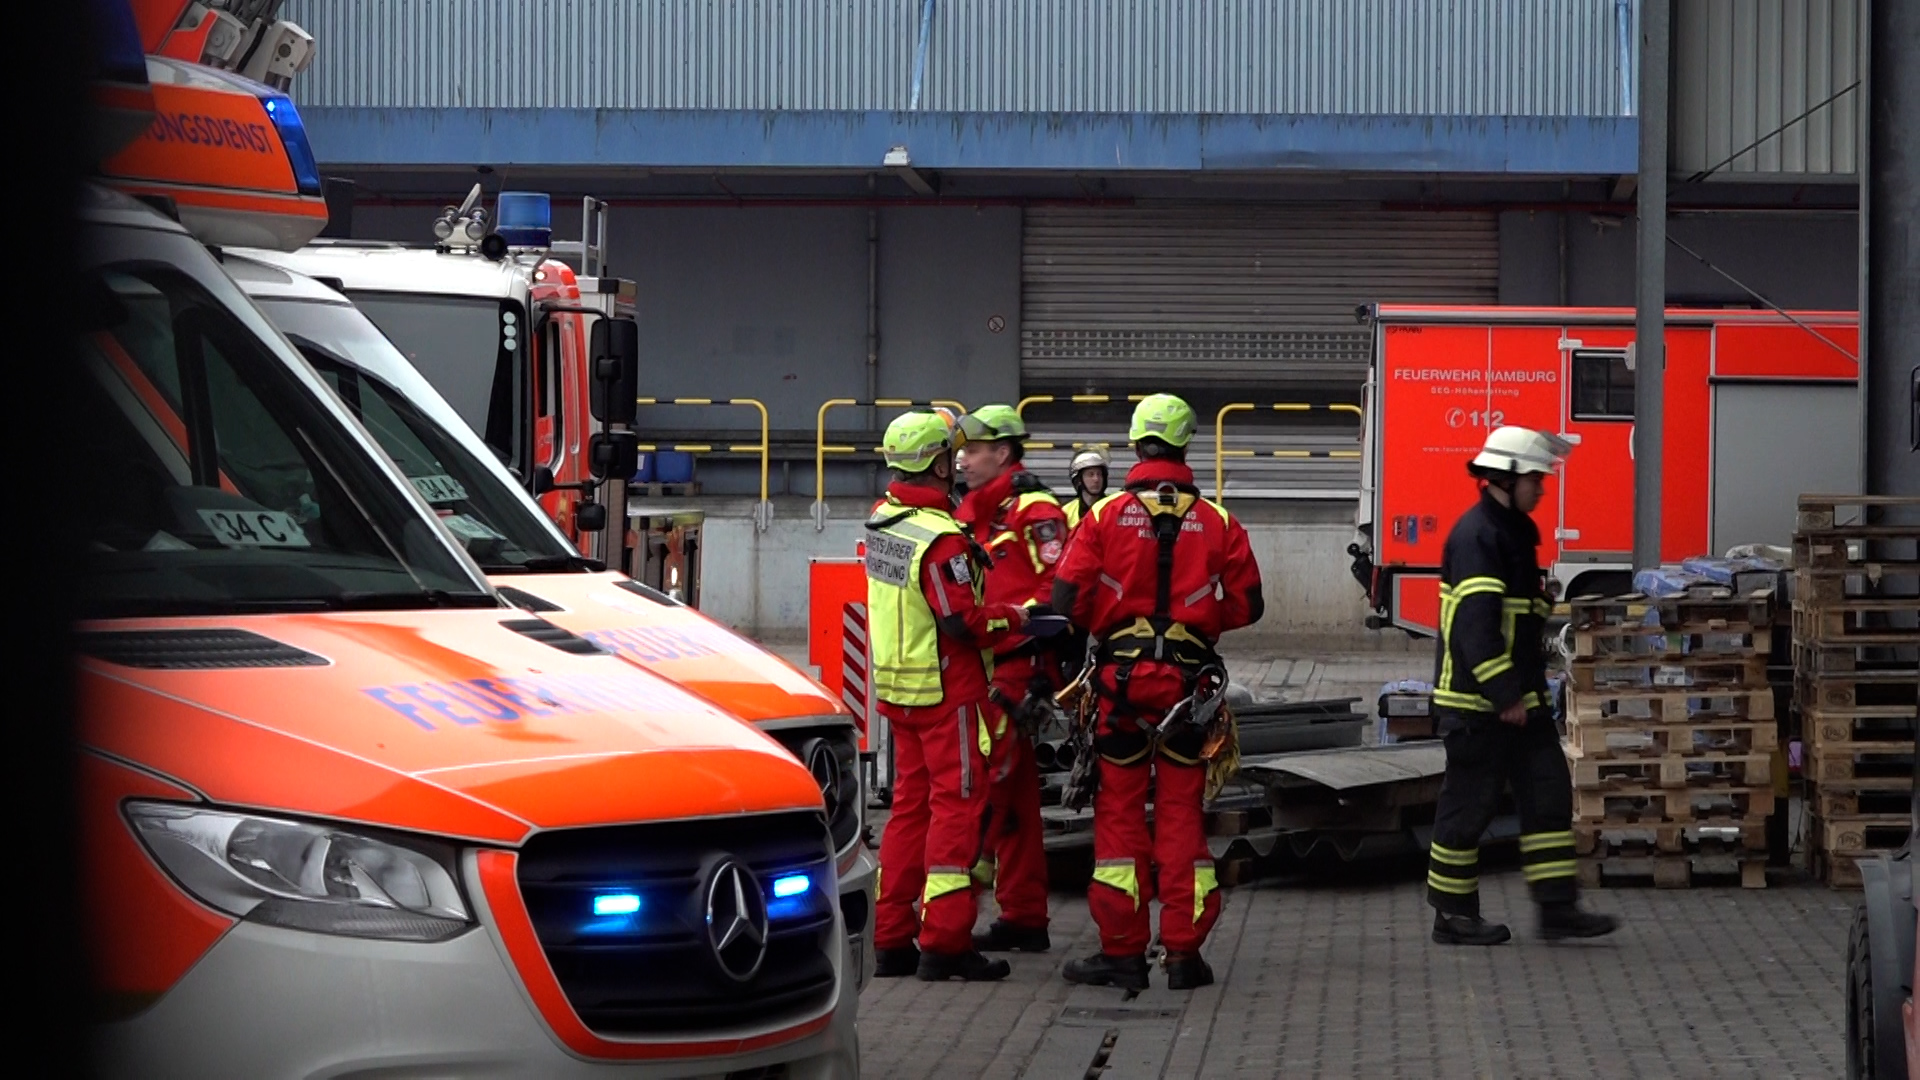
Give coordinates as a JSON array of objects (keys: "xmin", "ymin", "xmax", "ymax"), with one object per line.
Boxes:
[{"xmin": 301, "ymin": 109, "xmax": 1638, "ymax": 176}]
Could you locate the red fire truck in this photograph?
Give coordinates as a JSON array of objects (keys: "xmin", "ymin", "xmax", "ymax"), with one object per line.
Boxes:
[{"xmin": 1351, "ymin": 304, "xmax": 1859, "ymax": 637}]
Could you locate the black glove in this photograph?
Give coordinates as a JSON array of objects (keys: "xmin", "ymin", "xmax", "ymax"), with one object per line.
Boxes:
[{"xmin": 1025, "ymin": 614, "xmax": 1071, "ymax": 638}]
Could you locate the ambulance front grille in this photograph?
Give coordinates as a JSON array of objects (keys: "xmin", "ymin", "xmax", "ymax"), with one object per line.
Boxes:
[{"xmin": 514, "ymin": 812, "xmax": 838, "ymax": 1036}]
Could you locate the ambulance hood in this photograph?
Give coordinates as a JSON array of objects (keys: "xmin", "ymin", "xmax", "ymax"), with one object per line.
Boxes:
[
  {"xmin": 79, "ymin": 610, "xmax": 825, "ymax": 846},
  {"xmin": 497, "ymin": 574, "xmax": 849, "ymax": 726}
]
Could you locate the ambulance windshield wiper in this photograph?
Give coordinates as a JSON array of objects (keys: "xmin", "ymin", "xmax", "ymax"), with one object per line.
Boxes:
[
  {"xmin": 483, "ymin": 554, "xmax": 604, "ymax": 574},
  {"xmin": 328, "ymin": 589, "xmax": 500, "ymax": 611}
]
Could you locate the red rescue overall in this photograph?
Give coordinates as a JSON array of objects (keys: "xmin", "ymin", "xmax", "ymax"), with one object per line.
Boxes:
[
  {"xmin": 957, "ymin": 465, "xmax": 1070, "ymax": 933},
  {"xmin": 1053, "ymin": 458, "xmax": 1264, "ymax": 957}
]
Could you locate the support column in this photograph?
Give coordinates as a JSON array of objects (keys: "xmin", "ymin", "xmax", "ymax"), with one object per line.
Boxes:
[
  {"xmin": 1865, "ymin": 0, "xmax": 1920, "ymax": 509},
  {"xmin": 1633, "ymin": 0, "xmax": 1669, "ymax": 569}
]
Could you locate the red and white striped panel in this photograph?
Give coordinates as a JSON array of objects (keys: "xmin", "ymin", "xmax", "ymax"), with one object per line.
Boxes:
[{"xmin": 841, "ymin": 601, "xmax": 870, "ymax": 745}]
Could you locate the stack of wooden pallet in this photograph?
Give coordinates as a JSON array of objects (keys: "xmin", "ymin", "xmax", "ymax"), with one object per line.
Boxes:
[
  {"xmin": 1794, "ymin": 494, "xmax": 1920, "ymax": 889},
  {"xmin": 1563, "ymin": 588, "xmax": 1778, "ymax": 889}
]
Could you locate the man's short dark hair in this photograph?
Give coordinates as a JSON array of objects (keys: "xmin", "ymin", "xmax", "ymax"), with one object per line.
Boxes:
[{"xmin": 1138, "ymin": 438, "xmax": 1186, "ymax": 463}]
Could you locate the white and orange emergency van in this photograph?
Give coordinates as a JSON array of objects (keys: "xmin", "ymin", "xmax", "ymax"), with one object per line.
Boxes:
[
  {"xmin": 1352, "ymin": 303, "xmax": 1859, "ymax": 637},
  {"xmin": 80, "ymin": 13, "xmax": 858, "ymax": 1075},
  {"xmin": 224, "ymin": 250, "xmax": 877, "ymax": 983}
]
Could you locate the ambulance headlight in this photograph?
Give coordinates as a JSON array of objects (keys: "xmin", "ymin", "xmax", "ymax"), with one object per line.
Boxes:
[{"xmin": 127, "ymin": 803, "xmax": 473, "ymax": 942}]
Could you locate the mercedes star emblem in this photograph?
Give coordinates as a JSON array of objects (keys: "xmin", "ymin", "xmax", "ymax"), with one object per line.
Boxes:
[
  {"xmin": 704, "ymin": 857, "xmax": 769, "ymax": 982},
  {"xmin": 806, "ymin": 741, "xmax": 843, "ymax": 821}
]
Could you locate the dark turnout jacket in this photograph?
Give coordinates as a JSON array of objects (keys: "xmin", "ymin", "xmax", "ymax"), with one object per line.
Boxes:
[{"xmin": 1431, "ymin": 489, "xmax": 1554, "ymax": 726}]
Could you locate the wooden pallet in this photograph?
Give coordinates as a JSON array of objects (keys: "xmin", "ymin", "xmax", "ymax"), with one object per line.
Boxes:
[
  {"xmin": 1563, "ymin": 719, "xmax": 1776, "ymax": 760},
  {"xmin": 1814, "ymin": 786, "xmax": 1914, "ymax": 819},
  {"xmin": 1798, "ymin": 493, "xmax": 1920, "ymax": 525},
  {"xmin": 1805, "ymin": 745, "xmax": 1917, "ymax": 789},
  {"xmin": 1577, "ymin": 853, "xmax": 1767, "ymax": 889},
  {"xmin": 1792, "ymin": 607, "xmax": 1920, "ymax": 648},
  {"xmin": 1564, "ymin": 686, "xmax": 1775, "ymax": 724},
  {"xmin": 1795, "ymin": 565, "xmax": 1920, "ymax": 603},
  {"xmin": 1575, "ymin": 784, "xmax": 1774, "ymax": 824},
  {"xmin": 1567, "ymin": 655, "xmax": 1770, "ymax": 694},
  {"xmin": 1567, "ymin": 590, "xmax": 1774, "ymax": 631},
  {"xmin": 1797, "ymin": 668, "xmax": 1920, "ymax": 712},
  {"xmin": 1570, "ymin": 752, "xmax": 1772, "ymax": 790},
  {"xmin": 1802, "ymin": 708, "xmax": 1919, "ymax": 749},
  {"xmin": 1817, "ymin": 848, "xmax": 1877, "ymax": 889},
  {"xmin": 1573, "ymin": 818, "xmax": 1768, "ymax": 856},
  {"xmin": 1817, "ymin": 815, "xmax": 1914, "ymax": 856},
  {"xmin": 1571, "ymin": 625, "xmax": 1771, "ymax": 662},
  {"xmin": 1795, "ymin": 641, "xmax": 1920, "ymax": 676}
]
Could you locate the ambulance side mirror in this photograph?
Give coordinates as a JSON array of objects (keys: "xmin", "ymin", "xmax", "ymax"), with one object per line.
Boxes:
[{"xmin": 590, "ymin": 318, "xmax": 640, "ymax": 426}]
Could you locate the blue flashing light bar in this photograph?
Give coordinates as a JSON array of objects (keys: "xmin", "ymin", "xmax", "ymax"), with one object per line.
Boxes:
[
  {"xmin": 592, "ymin": 893, "xmax": 642, "ymax": 917},
  {"xmin": 495, "ymin": 191, "xmax": 553, "ymax": 248},
  {"xmin": 261, "ymin": 94, "xmax": 324, "ymax": 198},
  {"xmin": 771, "ymin": 874, "xmax": 810, "ymax": 899}
]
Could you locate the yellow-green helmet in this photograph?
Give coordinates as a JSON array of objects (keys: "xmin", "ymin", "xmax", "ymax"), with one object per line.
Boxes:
[
  {"xmin": 1130, "ymin": 393, "xmax": 1196, "ymax": 448},
  {"xmin": 882, "ymin": 410, "xmax": 963, "ymax": 473},
  {"xmin": 959, "ymin": 403, "xmax": 1027, "ymax": 442}
]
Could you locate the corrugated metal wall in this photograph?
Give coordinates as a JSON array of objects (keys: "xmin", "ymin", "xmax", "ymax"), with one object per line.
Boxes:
[
  {"xmin": 283, "ymin": 0, "xmax": 1632, "ymax": 115},
  {"xmin": 922, "ymin": 0, "xmax": 1628, "ymax": 114},
  {"xmin": 1672, "ymin": 0, "xmax": 1861, "ymax": 178},
  {"xmin": 283, "ymin": 0, "xmax": 918, "ymax": 109}
]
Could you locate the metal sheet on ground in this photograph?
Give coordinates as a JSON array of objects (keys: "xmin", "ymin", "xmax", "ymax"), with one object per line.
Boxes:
[
  {"xmin": 1239, "ymin": 742, "xmax": 1448, "ymax": 789},
  {"xmin": 1020, "ymin": 987, "xmax": 1186, "ymax": 1079}
]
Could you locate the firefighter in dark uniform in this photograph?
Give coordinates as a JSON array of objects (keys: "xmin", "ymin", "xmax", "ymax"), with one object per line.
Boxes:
[{"xmin": 1426, "ymin": 426, "xmax": 1620, "ymax": 946}]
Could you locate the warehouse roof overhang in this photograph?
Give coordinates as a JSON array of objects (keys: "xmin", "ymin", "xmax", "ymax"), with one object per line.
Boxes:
[{"xmin": 302, "ymin": 109, "xmax": 1638, "ymax": 177}]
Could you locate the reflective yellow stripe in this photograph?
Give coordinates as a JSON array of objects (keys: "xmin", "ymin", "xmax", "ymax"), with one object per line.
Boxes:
[
  {"xmin": 1429, "ymin": 844, "xmax": 1478, "ymax": 866},
  {"xmin": 1432, "ymin": 688, "xmax": 1493, "ymax": 711},
  {"xmin": 923, "ymin": 870, "xmax": 973, "ymax": 903},
  {"xmin": 1502, "ymin": 597, "xmax": 1533, "ymax": 613},
  {"xmin": 1518, "ymin": 831, "xmax": 1576, "ymax": 853},
  {"xmin": 1473, "ymin": 656, "xmax": 1514, "ymax": 682},
  {"xmin": 1427, "ymin": 871, "xmax": 1479, "ymax": 895},
  {"xmin": 1532, "ymin": 598, "xmax": 1553, "ymax": 616},
  {"xmin": 978, "ymin": 713, "xmax": 994, "ymax": 756},
  {"xmin": 1522, "ymin": 692, "xmax": 1543, "ymax": 710},
  {"xmin": 1524, "ymin": 860, "xmax": 1579, "ymax": 881},
  {"xmin": 1192, "ymin": 860, "xmax": 1219, "ymax": 921},
  {"xmin": 970, "ymin": 856, "xmax": 996, "ymax": 888},
  {"xmin": 874, "ymin": 865, "xmax": 882, "ymax": 901},
  {"xmin": 1453, "ymin": 576, "xmax": 1506, "ymax": 598},
  {"xmin": 1093, "ymin": 859, "xmax": 1140, "ymax": 909}
]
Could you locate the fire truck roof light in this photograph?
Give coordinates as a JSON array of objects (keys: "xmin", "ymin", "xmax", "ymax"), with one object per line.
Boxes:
[
  {"xmin": 261, "ymin": 93, "xmax": 323, "ymax": 198},
  {"xmin": 495, "ymin": 191, "xmax": 552, "ymax": 248}
]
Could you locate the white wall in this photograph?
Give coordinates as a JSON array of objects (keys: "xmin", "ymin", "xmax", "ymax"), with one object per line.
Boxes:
[{"xmin": 675, "ymin": 497, "xmax": 1374, "ymax": 642}]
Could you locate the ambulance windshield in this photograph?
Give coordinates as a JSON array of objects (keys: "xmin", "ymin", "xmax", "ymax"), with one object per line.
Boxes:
[
  {"xmin": 347, "ymin": 292, "xmax": 523, "ymax": 473},
  {"xmin": 255, "ymin": 297, "xmax": 586, "ymax": 574},
  {"xmin": 78, "ymin": 263, "xmax": 497, "ymax": 619}
]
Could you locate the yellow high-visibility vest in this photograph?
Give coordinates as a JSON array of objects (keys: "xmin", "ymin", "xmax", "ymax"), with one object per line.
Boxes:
[{"xmin": 865, "ymin": 503, "xmax": 984, "ymax": 706}]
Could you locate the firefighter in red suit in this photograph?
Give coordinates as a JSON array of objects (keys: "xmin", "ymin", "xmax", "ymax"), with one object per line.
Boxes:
[
  {"xmin": 867, "ymin": 410, "xmax": 1035, "ymax": 982},
  {"xmin": 954, "ymin": 404, "xmax": 1070, "ymax": 955},
  {"xmin": 1052, "ymin": 394, "xmax": 1265, "ymax": 991}
]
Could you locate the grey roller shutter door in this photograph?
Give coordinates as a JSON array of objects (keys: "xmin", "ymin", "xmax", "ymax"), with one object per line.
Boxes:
[{"xmin": 1021, "ymin": 205, "xmax": 1499, "ymax": 393}]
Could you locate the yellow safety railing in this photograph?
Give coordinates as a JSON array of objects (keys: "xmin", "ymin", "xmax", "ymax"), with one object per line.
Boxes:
[
  {"xmin": 1213, "ymin": 402, "xmax": 1365, "ymax": 501},
  {"xmin": 635, "ymin": 397, "xmax": 772, "ymax": 528},
  {"xmin": 1012, "ymin": 394, "xmax": 1147, "ymax": 449},
  {"xmin": 814, "ymin": 398, "xmax": 966, "ymax": 528}
]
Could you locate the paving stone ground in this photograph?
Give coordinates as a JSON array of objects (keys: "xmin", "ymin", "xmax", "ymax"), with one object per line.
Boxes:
[
  {"xmin": 832, "ymin": 644, "xmax": 1853, "ymax": 1079},
  {"xmin": 857, "ymin": 869, "xmax": 1853, "ymax": 1079}
]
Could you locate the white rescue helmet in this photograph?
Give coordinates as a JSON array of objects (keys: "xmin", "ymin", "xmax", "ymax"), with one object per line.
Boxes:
[
  {"xmin": 1069, "ymin": 447, "xmax": 1109, "ymax": 476},
  {"xmin": 1470, "ymin": 426, "xmax": 1573, "ymax": 476}
]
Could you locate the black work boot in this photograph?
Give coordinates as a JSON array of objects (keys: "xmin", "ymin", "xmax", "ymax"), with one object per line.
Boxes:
[
  {"xmin": 1163, "ymin": 952, "xmax": 1214, "ymax": 991},
  {"xmin": 873, "ymin": 945, "xmax": 920, "ymax": 978},
  {"xmin": 917, "ymin": 950, "xmax": 1011, "ymax": 982},
  {"xmin": 1062, "ymin": 952, "xmax": 1150, "ymax": 991},
  {"xmin": 1538, "ymin": 902, "xmax": 1620, "ymax": 941},
  {"xmin": 1432, "ymin": 911, "xmax": 1512, "ymax": 946},
  {"xmin": 973, "ymin": 920, "xmax": 1052, "ymax": 953}
]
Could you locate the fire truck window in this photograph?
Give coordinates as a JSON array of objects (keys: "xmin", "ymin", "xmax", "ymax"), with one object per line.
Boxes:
[
  {"xmin": 348, "ymin": 293, "xmax": 526, "ymax": 475},
  {"xmin": 539, "ymin": 319, "xmax": 559, "ymax": 420},
  {"xmin": 1571, "ymin": 350, "xmax": 1635, "ymax": 421}
]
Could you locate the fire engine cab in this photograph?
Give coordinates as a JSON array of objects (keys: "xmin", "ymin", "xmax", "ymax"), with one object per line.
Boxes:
[{"xmin": 1352, "ymin": 303, "xmax": 1859, "ymax": 637}]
